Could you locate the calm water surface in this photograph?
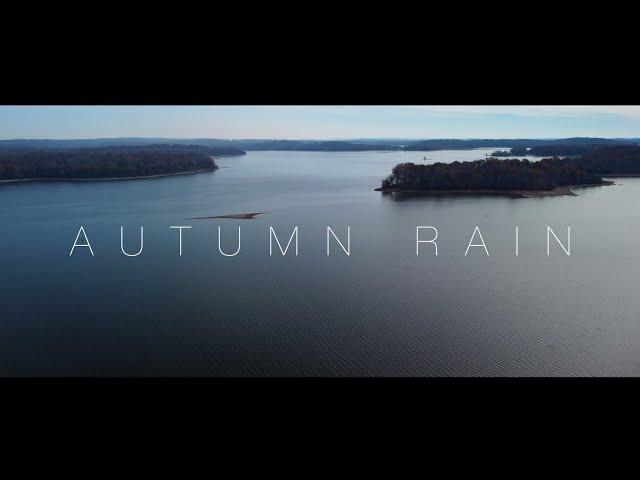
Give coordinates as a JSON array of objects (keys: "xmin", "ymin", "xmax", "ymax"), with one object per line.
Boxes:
[{"xmin": 1, "ymin": 148, "xmax": 638, "ymax": 376}]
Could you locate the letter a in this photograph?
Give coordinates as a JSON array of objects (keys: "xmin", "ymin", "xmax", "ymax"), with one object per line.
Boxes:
[
  {"xmin": 465, "ymin": 226, "xmax": 489, "ymax": 256},
  {"xmin": 69, "ymin": 226, "xmax": 94, "ymax": 256}
]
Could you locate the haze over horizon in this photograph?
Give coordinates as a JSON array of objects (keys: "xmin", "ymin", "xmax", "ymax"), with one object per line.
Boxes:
[
  {"xmin": 2, "ymin": 135, "xmax": 639, "ymax": 141},
  {"xmin": 1, "ymin": 106, "xmax": 639, "ymax": 140}
]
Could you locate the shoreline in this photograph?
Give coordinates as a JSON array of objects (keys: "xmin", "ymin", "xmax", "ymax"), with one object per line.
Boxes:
[
  {"xmin": 375, "ymin": 181, "xmax": 614, "ymax": 198},
  {"xmin": 0, "ymin": 167, "xmax": 217, "ymax": 185},
  {"xmin": 0, "ymin": 153, "xmax": 245, "ymax": 186}
]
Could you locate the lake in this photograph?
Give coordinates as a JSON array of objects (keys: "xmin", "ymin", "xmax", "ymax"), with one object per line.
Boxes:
[{"xmin": 1, "ymin": 148, "xmax": 638, "ymax": 376}]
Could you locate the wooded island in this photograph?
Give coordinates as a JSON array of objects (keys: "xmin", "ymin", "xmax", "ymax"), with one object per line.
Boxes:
[{"xmin": 378, "ymin": 145, "xmax": 640, "ymax": 196}]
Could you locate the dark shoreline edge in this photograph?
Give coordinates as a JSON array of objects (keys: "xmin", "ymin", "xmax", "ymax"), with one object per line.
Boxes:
[
  {"xmin": 0, "ymin": 167, "xmax": 217, "ymax": 185},
  {"xmin": 0, "ymin": 153, "xmax": 244, "ymax": 185},
  {"xmin": 375, "ymin": 181, "xmax": 615, "ymax": 198}
]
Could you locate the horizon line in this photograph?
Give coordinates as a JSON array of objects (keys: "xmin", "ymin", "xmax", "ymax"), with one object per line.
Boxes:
[{"xmin": 1, "ymin": 136, "xmax": 639, "ymax": 142}]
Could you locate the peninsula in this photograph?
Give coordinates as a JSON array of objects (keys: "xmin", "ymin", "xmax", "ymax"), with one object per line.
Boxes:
[{"xmin": 0, "ymin": 144, "xmax": 246, "ymax": 183}]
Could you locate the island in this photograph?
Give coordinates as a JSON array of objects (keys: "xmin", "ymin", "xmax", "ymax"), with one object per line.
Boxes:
[
  {"xmin": 377, "ymin": 158, "xmax": 610, "ymax": 197},
  {"xmin": 378, "ymin": 145, "xmax": 640, "ymax": 197},
  {"xmin": 0, "ymin": 144, "xmax": 245, "ymax": 183},
  {"xmin": 569, "ymin": 145, "xmax": 640, "ymax": 175}
]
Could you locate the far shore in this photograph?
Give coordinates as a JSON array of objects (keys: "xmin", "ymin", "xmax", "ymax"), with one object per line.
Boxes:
[{"xmin": 375, "ymin": 181, "xmax": 614, "ymax": 198}]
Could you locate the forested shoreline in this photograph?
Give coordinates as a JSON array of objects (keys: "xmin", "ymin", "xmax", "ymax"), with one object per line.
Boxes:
[
  {"xmin": 0, "ymin": 144, "xmax": 245, "ymax": 181},
  {"xmin": 379, "ymin": 158, "xmax": 605, "ymax": 192},
  {"xmin": 1, "ymin": 137, "xmax": 637, "ymax": 152},
  {"xmin": 491, "ymin": 144, "xmax": 608, "ymax": 157},
  {"xmin": 379, "ymin": 145, "xmax": 640, "ymax": 193},
  {"xmin": 3, "ymin": 139, "xmax": 639, "ymax": 193}
]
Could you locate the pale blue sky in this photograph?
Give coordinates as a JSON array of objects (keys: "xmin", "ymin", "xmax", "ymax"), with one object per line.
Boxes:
[{"xmin": 0, "ymin": 106, "xmax": 639, "ymax": 139}]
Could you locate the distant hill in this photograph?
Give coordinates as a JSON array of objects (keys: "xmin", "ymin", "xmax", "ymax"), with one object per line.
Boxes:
[
  {"xmin": 403, "ymin": 138, "xmax": 638, "ymax": 151},
  {"xmin": 0, "ymin": 137, "xmax": 637, "ymax": 152},
  {"xmin": 236, "ymin": 140, "xmax": 402, "ymax": 151},
  {"xmin": 0, "ymin": 138, "xmax": 244, "ymax": 150},
  {"xmin": 0, "ymin": 138, "xmax": 402, "ymax": 152}
]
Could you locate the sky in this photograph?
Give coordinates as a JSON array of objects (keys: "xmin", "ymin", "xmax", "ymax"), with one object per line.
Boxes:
[{"xmin": 0, "ymin": 106, "xmax": 639, "ymax": 140}]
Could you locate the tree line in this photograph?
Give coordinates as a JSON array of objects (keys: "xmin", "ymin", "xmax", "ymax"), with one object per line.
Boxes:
[
  {"xmin": 0, "ymin": 144, "xmax": 245, "ymax": 180},
  {"xmin": 381, "ymin": 145, "xmax": 640, "ymax": 192},
  {"xmin": 491, "ymin": 144, "xmax": 608, "ymax": 157},
  {"xmin": 2, "ymin": 137, "xmax": 636, "ymax": 153},
  {"xmin": 381, "ymin": 158, "xmax": 603, "ymax": 191}
]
